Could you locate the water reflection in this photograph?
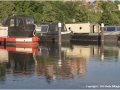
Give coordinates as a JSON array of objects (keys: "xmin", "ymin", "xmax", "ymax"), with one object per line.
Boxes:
[
  {"xmin": 0, "ymin": 41, "xmax": 120, "ymax": 87},
  {"xmin": 34, "ymin": 42, "xmax": 87, "ymax": 83},
  {"xmin": 0, "ymin": 46, "xmax": 38, "ymax": 83},
  {"xmin": 8, "ymin": 52, "xmax": 35, "ymax": 74},
  {"xmin": 0, "ymin": 46, "xmax": 8, "ymax": 84},
  {"xmin": 0, "ymin": 63, "xmax": 6, "ymax": 84}
]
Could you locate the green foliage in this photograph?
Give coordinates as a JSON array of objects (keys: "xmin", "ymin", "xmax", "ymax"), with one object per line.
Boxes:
[
  {"xmin": 0, "ymin": 1, "xmax": 120, "ymax": 25},
  {"xmin": 99, "ymin": 9, "xmax": 120, "ymax": 25},
  {"xmin": 41, "ymin": 2, "xmax": 57, "ymax": 22},
  {"xmin": 0, "ymin": 63, "xmax": 5, "ymax": 77},
  {"xmin": 99, "ymin": 1, "xmax": 116, "ymax": 11},
  {"xmin": 114, "ymin": 0, "xmax": 120, "ymax": 9},
  {"xmin": 0, "ymin": 1, "xmax": 14, "ymax": 21},
  {"xmin": 89, "ymin": 11, "xmax": 102, "ymax": 23},
  {"xmin": 74, "ymin": 6, "xmax": 89, "ymax": 23},
  {"xmin": 114, "ymin": 11, "xmax": 120, "ymax": 20},
  {"xmin": 36, "ymin": 55, "xmax": 55, "ymax": 64},
  {"xmin": 104, "ymin": 50, "xmax": 118, "ymax": 57},
  {"xmin": 0, "ymin": 63, "xmax": 6, "ymax": 83}
]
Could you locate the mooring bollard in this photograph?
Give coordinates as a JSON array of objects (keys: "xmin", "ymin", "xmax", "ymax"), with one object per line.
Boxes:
[
  {"xmin": 58, "ymin": 22, "xmax": 61, "ymax": 45},
  {"xmin": 101, "ymin": 23, "xmax": 104, "ymax": 61},
  {"xmin": 58, "ymin": 22, "xmax": 62, "ymax": 66},
  {"xmin": 101, "ymin": 23, "xmax": 104, "ymax": 42}
]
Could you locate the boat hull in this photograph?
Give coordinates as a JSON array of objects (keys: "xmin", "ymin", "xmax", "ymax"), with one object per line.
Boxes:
[
  {"xmin": 38, "ymin": 33, "xmax": 71, "ymax": 42},
  {"xmin": 8, "ymin": 31, "xmax": 34, "ymax": 37}
]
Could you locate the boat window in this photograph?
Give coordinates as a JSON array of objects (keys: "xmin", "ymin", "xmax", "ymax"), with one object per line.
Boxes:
[
  {"xmin": 2, "ymin": 18, "xmax": 7, "ymax": 25},
  {"xmin": 49, "ymin": 24, "xmax": 58, "ymax": 33},
  {"xmin": 61, "ymin": 24, "xmax": 67, "ymax": 31},
  {"xmin": 16, "ymin": 18, "xmax": 21, "ymax": 26},
  {"xmin": 80, "ymin": 27, "xmax": 82, "ymax": 30},
  {"xmin": 41, "ymin": 25, "xmax": 49, "ymax": 32},
  {"xmin": 117, "ymin": 27, "xmax": 120, "ymax": 31},
  {"xmin": 64, "ymin": 25, "xmax": 67, "ymax": 31},
  {"xmin": 41, "ymin": 48, "xmax": 48, "ymax": 55},
  {"xmin": 26, "ymin": 17, "xmax": 34, "ymax": 24},
  {"xmin": 10, "ymin": 19, "xmax": 14, "ymax": 27}
]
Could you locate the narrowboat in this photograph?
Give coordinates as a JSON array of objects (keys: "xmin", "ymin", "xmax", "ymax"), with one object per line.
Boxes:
[
  {"xmin": 0, "ymin": 15, "xmax": 38, "ymax": 45},
  {"xmin": 35, "ymin": 22, "xmax": 72, "ymax": 42}
]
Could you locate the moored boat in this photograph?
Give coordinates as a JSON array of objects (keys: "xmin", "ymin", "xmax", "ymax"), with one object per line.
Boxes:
[
  {"xmin": 0, "ymin": 15, "xmax": 38, "ymax": 46},
  {"xmin": 35, "ymin": 22, "xmax": 72, "ymax": 42}
]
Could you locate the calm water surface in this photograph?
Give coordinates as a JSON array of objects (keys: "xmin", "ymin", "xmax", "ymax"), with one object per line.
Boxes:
[{"xmin": 0, "ymin": 42, "xmax": 120, "ymax": 89}]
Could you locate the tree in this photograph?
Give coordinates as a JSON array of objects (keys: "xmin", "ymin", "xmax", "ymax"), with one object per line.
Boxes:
[
  {"xmin": 114, "ymin": 0, "xmax": 120, "ymax": 7},
  {"xmin": 14, "ymin": 1, "xmax": 34, "ymax": 16},
  {"xmin": 99, "ymin": 9, "xmax": 119, "ymax": 25},
  {"xmin": 75, "ymin": 6, "xmax": 88, "ymax": 23},
  {"xmin": 0, "ymin": 1, "xmax": 119, "ymax": 24},
  {"xmin": 40, "ymin": 2, "xmax": 57, "ymax": 22},
  {"xmin": 88, "ymin": 11, "xmax": 102, "ymax": 23},
  {"xmin": 0, "ymin": 1, "xmax": 14, "ymax": 22}
]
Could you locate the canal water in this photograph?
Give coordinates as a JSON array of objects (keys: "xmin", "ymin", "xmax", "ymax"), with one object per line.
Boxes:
[{"xmin": 0, "ymin": 41, "xmax": 120, "ymax": 89}]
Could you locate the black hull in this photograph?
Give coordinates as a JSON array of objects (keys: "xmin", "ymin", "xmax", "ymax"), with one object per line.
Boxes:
[
  {"xmin": 38, "ymin": 34, "xmax": 71, "ymax": 42},
  {"xmin": 8, "ymin": 31, "xmax": 34, "ymax": 37}
]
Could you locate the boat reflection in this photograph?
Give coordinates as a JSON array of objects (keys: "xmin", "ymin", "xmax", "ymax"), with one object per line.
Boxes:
[{"xmin": 0, "ymin": 45, "xmax": 38, "ymax": 83}]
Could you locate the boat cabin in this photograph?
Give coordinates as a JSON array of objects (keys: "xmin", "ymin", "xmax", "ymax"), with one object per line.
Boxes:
[
  {"xmin": 4, "ymin": 15, "xmax": 35, "ymax": 37},
  {"xmin": 35, "ymin": 22, "xmax": 68, "ymax": 35},
  {"xmin": 35, "ymin": 22, "xmax": 71, "ymax": 41}
]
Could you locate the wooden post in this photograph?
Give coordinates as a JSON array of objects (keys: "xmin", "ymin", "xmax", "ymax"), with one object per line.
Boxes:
[
  {"xmin": 101, "ymin": 23, "xmax": 104, "ymax": 42},
  {"xmin": 101, "ymin": 23, "xmax": 104, "ymax": 61},
  {"xmin": 58, "ymin": 22, "xmax": 62, "ymax": 66},
  {"xmin": 58, "ymin": 22, "xmax": 61, "ymax": 45},
  {"xmin": 58, "ymin": 44, "xmax": 62, "ymax": 66}
]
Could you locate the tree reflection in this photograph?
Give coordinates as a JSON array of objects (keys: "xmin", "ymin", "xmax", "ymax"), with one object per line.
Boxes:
[
  {"xmin": 35, "ymin": 54, "xmax": 86, "ymax": 83},
  {"xmin": 0, "ymin": 63, "xmax": 6, "ymax": 84}
]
